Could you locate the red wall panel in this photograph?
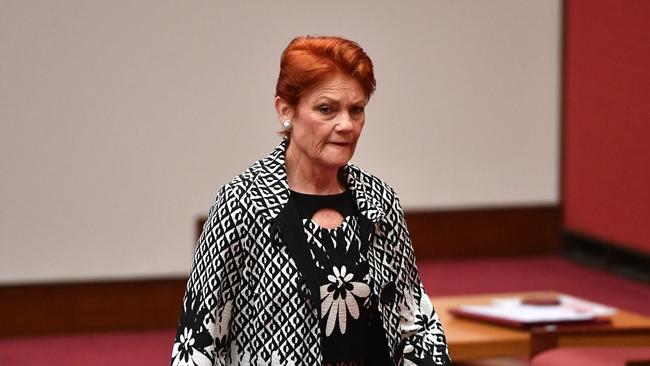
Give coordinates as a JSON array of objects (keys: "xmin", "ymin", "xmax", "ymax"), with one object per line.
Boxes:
[{"xmin": 563, "ymin": 0, "xmax": 650, "ymax": 253}]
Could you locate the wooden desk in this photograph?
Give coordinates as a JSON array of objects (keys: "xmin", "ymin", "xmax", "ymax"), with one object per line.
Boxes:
[{"xmin": 430, "ymin": 291, "xmax": 650, "ymax": 363}]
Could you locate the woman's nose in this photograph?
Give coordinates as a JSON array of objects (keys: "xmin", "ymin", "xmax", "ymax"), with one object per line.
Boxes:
[{"xmin": 335, "ymin": 112, "xmax": 354, "ymax": 131}]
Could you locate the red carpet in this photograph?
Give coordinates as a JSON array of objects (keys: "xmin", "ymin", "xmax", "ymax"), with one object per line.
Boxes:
[
  {"xmin": 0, "ymin": 330, "xmax": 174, "ymax": 366},
  {"xmin": 1, "ymin": 256, "xmax": 648, "ymax": 365}
]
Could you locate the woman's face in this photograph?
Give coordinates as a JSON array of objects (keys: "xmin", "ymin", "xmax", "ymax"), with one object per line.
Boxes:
[{"xmin": 285, "ymin": 73, "xmax": 367, "ymax": 170}]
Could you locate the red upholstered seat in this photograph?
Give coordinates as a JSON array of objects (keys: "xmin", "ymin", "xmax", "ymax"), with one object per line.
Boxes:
[{"xmin": 531, "ymin": 347, "xmax": 650, "ymax": 366}]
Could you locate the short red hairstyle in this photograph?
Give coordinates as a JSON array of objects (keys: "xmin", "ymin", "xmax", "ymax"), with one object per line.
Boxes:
[{"xmin": 275, "ymin": 35, "xmax": 376, "ymax": 106}]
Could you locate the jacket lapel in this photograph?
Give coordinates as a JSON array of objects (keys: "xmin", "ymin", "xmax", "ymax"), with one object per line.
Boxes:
[
  {"xmin": 250, "ymin": 139, "xmax": 291, "ymax": 223},
  {"xmin": 341, "ymin": 164, "xmax": 386, "ymax": 224}
]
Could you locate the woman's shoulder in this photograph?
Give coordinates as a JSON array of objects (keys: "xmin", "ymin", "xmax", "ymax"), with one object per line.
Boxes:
[
  {"xmin": 346, "ymin": 163, "xmax": 398, "ymax": 197},
  {"xmin": 216, "ymin": 158, "xmax": 267, "ymax": 200},
  {"xmin": 345, "ymin": 163, "xmax": 403, "ymax": 213},
  {"xmin": 216, "ymin": 143, "xmax": 286, "ymax": 200}
]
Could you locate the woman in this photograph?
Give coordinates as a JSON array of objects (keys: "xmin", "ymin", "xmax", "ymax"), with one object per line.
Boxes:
[{"xmin": 171, "ymin": 36, "xmax": 450, "ymax": 366}]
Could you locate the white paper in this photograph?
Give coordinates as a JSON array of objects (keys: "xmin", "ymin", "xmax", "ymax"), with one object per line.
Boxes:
[{"xmin": 457, "ymin": 295, "xmax": 617, "ymax": 324}]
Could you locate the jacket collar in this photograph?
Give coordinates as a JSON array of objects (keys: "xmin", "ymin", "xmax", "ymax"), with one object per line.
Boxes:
[{"xmin": 251, "ymin": 138, "xmax": 386, "ymax": 224}]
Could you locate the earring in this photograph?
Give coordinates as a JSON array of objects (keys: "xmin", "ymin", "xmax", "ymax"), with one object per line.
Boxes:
[{"xmin": 282, "ymin": 119, "xmax": 292, "ymax": 131}]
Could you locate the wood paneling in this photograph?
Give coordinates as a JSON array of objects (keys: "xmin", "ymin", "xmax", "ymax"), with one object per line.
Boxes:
[
  {"xmin": 0, "ymin": 278, "xmax": 186, "ymax": 337},
  {"xmin": 196, "ymin": 205, "xmax": 562, "ymax": 259},
  {"xmin": 0, "ymin": 205, "xmax": 560, "ymax": 337},
  {"xmin": 404, "ymin": 206, "xmax": 562, "ymax": 259}
]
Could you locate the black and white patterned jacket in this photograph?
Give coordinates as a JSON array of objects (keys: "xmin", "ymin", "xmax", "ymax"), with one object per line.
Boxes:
[{"xmin": 171, "ymin": 139, "xmax": 450, "ymax": 366}]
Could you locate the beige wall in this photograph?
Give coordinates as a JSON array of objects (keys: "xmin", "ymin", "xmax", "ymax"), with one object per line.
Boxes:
[{"xmin": 0, "ymin": 0, "xmax": 561, "ymax": 283}]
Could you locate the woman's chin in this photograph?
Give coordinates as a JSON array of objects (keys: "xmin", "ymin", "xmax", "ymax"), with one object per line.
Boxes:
[
  {"xmin": 320, "ymin": 155, "xmax": 352, "ymax": 169},
  {"xmin": 323, "ymin": 145, "xmax": 354, "ymax": 165}
]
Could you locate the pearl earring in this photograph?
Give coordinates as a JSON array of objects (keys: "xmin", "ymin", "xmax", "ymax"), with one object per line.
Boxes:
[{"xmin": 282, "ymin": 119, "xmax": 292, "ymax": 131}]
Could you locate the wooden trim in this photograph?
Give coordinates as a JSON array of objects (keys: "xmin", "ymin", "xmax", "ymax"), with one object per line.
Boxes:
[
  {"xmin": 404, "ymin": 205, "xmax": 561, "ymax": 259},
  {"xmin": 531, "ymin": 325, "xmax": 650, "ymax": 356},
  {"xmin": 0, "ymin": 205, "xmax": 559, "ymax": 337},
  {"xmin": 197, "ymin": 205, "xmax": 561, "ymax": 259},
  {"xmin": 0, "ymin": 278, "xmax": 186, "ymax": 337}
]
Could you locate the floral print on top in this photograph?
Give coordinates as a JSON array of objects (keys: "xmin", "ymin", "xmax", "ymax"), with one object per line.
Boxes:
[
  {"xmin": 291, "ymin": 189, "xmax": 377, "ymax": 365},
  {"xmin": 320, "ymin": 264, "xmax": 371, "ymax": 336}
]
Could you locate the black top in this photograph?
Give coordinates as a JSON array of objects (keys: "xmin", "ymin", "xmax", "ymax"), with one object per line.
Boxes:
[
  {"xmin": 290, "ymin": 189, "xmax": 358, "ymax": 219},
  {"xmin": 289, "ymin": 189, "xmax": 390, "ymax": 365}
]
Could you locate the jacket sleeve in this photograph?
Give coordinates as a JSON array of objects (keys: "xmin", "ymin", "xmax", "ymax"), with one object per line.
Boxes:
[
  {"xmin": 393, "ymin": 194, "xmax": 451, "ymax": 366},
  {"xmin": 171, "ymin": 184, "xmax": 243, "ymax": 366}
]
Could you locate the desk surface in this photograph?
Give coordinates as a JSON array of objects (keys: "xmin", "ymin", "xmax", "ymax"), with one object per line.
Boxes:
[{"xmin": 430, "ymin": 291, "xmax": 650, "ymax": 362}]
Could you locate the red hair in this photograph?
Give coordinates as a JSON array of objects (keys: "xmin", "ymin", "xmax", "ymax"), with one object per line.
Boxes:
[{"xmin": 275, "ymin": 35, "xmax": 376, "ymax": 106}]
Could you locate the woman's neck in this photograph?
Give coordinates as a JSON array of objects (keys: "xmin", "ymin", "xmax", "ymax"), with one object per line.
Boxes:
[{"xmin": 285, "ymin": 144, "xmax": 345, "ymax": 195}]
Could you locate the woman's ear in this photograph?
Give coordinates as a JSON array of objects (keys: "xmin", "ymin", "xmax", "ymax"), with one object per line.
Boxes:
[{"xmin": 274, "ymin": 96, "xmax": 293, "ymax": 123}]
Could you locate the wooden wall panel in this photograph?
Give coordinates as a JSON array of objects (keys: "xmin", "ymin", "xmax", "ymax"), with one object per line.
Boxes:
[
  {"xmin": 405, "ymin": 206, "xmax": 561, "ymax": 259},
  {"xmin": 0, "ymin": 278, "xmax": 186, "ymax": 337},
  {"xmin": 0, "ymin": 205, "xmax": 560, "ymax": 336}
]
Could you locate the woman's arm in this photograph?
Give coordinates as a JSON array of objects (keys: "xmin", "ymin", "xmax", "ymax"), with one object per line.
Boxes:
[
  {"xmin": 393, "ymin": 195, "xmax": 451, "ymax": 366},
  {"xmin": 171, "ymin": 184, "xmax": 243, "ymax": 366}
]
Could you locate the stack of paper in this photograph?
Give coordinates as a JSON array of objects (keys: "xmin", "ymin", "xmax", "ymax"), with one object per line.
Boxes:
[{"xmin": 451, "ymin": 295, "xmax": 617, "ymax": 329}]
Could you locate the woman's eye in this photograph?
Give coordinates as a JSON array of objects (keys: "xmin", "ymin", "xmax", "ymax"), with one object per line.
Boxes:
[
  {"xmin": 318, "ymin": 105, "xmax": 332, "ymax": 114},
  {"xmin": 351, "ymin": 106, "xmax": 365, "ymax": 114}
]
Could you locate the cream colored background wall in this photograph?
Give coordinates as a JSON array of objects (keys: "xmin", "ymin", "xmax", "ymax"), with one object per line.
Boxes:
[{"xmin": 0, "ymin": 0, "xmax": 561, "ymax": 283}]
